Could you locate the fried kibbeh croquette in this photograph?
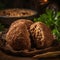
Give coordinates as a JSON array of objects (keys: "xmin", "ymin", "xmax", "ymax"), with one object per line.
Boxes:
[
  {"xmin": 30, "ymin": 22, "xmax": 54, "ymax": 48},
  {"xmin": 6, "ymin": 22, "xmax": 31, "ymax": 51}
]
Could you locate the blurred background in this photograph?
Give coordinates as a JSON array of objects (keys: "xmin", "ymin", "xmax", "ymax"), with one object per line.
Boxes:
[{"xmin": 0, "ymin": 0, "xmax": 60, "ymax": 13}]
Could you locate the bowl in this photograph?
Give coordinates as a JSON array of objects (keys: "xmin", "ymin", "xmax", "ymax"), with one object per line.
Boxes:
[{"xmin": 0, "ymin": 8, "xmax": 37, "ymax": 27}]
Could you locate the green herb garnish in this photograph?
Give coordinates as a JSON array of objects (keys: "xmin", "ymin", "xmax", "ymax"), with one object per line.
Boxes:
[{"xmin": 34, "ymin": 9, "xmax": 60, "ymax": 42}]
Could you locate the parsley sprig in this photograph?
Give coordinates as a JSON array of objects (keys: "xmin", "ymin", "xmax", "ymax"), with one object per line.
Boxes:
[{"xmin": 34, "ymin": 9, "xmax": 60, "ymax": 42}]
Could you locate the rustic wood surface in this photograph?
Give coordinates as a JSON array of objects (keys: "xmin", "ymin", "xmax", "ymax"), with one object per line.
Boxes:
[
  {"xmin": 0, "ymin": 51, "xmax": 36, "ymax": 60},
  {"xmin": 0, "ymin": 50, "xmax": 60, "ymax": 60}
]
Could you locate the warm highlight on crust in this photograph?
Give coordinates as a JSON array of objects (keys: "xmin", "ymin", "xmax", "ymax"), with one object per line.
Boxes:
[
  {"xmin": 30, "ymin": 22, "xmax": 54, "ymax": 48},
  {"xmin": 6, "ymin": 21, "xmax": 32, "ymax": 51}
]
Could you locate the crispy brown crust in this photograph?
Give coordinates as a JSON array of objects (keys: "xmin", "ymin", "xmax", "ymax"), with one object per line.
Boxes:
[
  {"xmin": 30, "ymin": 22, "xmax": 54, "ymax": 48},
  {"xmin": 6, "ymin": 22, "xmax": 31, "ymax": 51},
  {"xmin": 10, "ymin": 19, "xmax": 33, "ymax": 30}
]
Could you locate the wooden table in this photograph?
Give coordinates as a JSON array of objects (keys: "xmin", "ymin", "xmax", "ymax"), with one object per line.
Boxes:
[
  {"xmin": 0, "ymin": 51, "xmax": 60, "ymax": 60},
  {"xmin": 0, "ymin": 51, "xmax": 37, "ymax": 60}
]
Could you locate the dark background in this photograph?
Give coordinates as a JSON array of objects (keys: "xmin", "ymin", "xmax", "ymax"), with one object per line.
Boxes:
[
  {"xmin": 0, "ymin": 0, "xmax": 60, "ymax": 8},
  {"xmin": 0, "ymin": 0, "xmax": 60, "ymax": 14}
]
